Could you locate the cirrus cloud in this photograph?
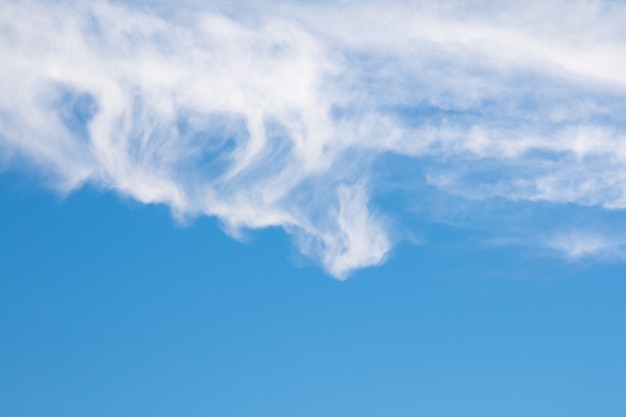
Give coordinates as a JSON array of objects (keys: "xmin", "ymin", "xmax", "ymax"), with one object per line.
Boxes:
[{"xmin": 1, "ymin": 0, "xmax": 626, "ymax": 277}]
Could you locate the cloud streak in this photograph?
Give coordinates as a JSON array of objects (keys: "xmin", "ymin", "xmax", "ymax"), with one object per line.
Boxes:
[{"xmin": 1, "ymin": 0, "xmax": 626, "ymax": 277}]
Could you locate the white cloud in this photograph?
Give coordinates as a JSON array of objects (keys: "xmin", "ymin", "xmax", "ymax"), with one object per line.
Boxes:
[
  {"xmin": 1, "ymin": 0, "xmax": 626, "ymax": 277},
  {"xmin": 546, "ymin": 231, "xmax": 624, "ymax": 259}
]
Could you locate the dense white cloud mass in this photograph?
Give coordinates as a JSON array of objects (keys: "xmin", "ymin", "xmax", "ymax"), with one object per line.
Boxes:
[{"xmin": 1, "ymin": 0, "xmax": 626, "ymax": 277}]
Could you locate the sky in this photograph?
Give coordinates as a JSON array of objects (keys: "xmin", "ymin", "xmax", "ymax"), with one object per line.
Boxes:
[{"xmin": 1, "ymin": 0, "xmax": 626, "ymax": 415}]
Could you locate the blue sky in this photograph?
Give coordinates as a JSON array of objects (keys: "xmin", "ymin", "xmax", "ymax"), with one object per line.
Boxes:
[
  {"xmin": 2, "ymin": 0, "xmax": 626, "ymax": 415},
  {"xmin": 3, "ymin": 171, "xmax": 626, "ymax": 417}
]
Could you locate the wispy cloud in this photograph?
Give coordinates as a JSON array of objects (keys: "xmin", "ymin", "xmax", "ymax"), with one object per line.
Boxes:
[
  {"xmin": 1, "ymin": 0, "xmax": 625, "ymax": 277},
  {"xmin": 546, "ymin": 230, "xmax": 626, "ymax": 260}
]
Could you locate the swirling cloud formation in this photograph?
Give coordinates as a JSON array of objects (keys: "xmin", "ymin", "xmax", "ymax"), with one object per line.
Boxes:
[{"xmin": 2, "ymin": 0, "xmax": 626, "ymax": 277}]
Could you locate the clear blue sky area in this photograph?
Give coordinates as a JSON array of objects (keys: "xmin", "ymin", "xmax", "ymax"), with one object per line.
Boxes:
[{"xmin": 2, "ymin": 172, "xmax": 626, "ymax": 417}]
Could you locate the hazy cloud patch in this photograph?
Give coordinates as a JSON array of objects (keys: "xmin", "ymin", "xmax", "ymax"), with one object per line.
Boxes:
[{"xmin": 2, "ymin": 0, "xmax": 626, "ymax": 277}]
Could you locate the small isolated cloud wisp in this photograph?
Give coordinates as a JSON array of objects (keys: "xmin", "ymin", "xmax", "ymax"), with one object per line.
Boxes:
[{"xmin": 546, "ymin": 230, "xmax": 626, "ymax": 260}]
